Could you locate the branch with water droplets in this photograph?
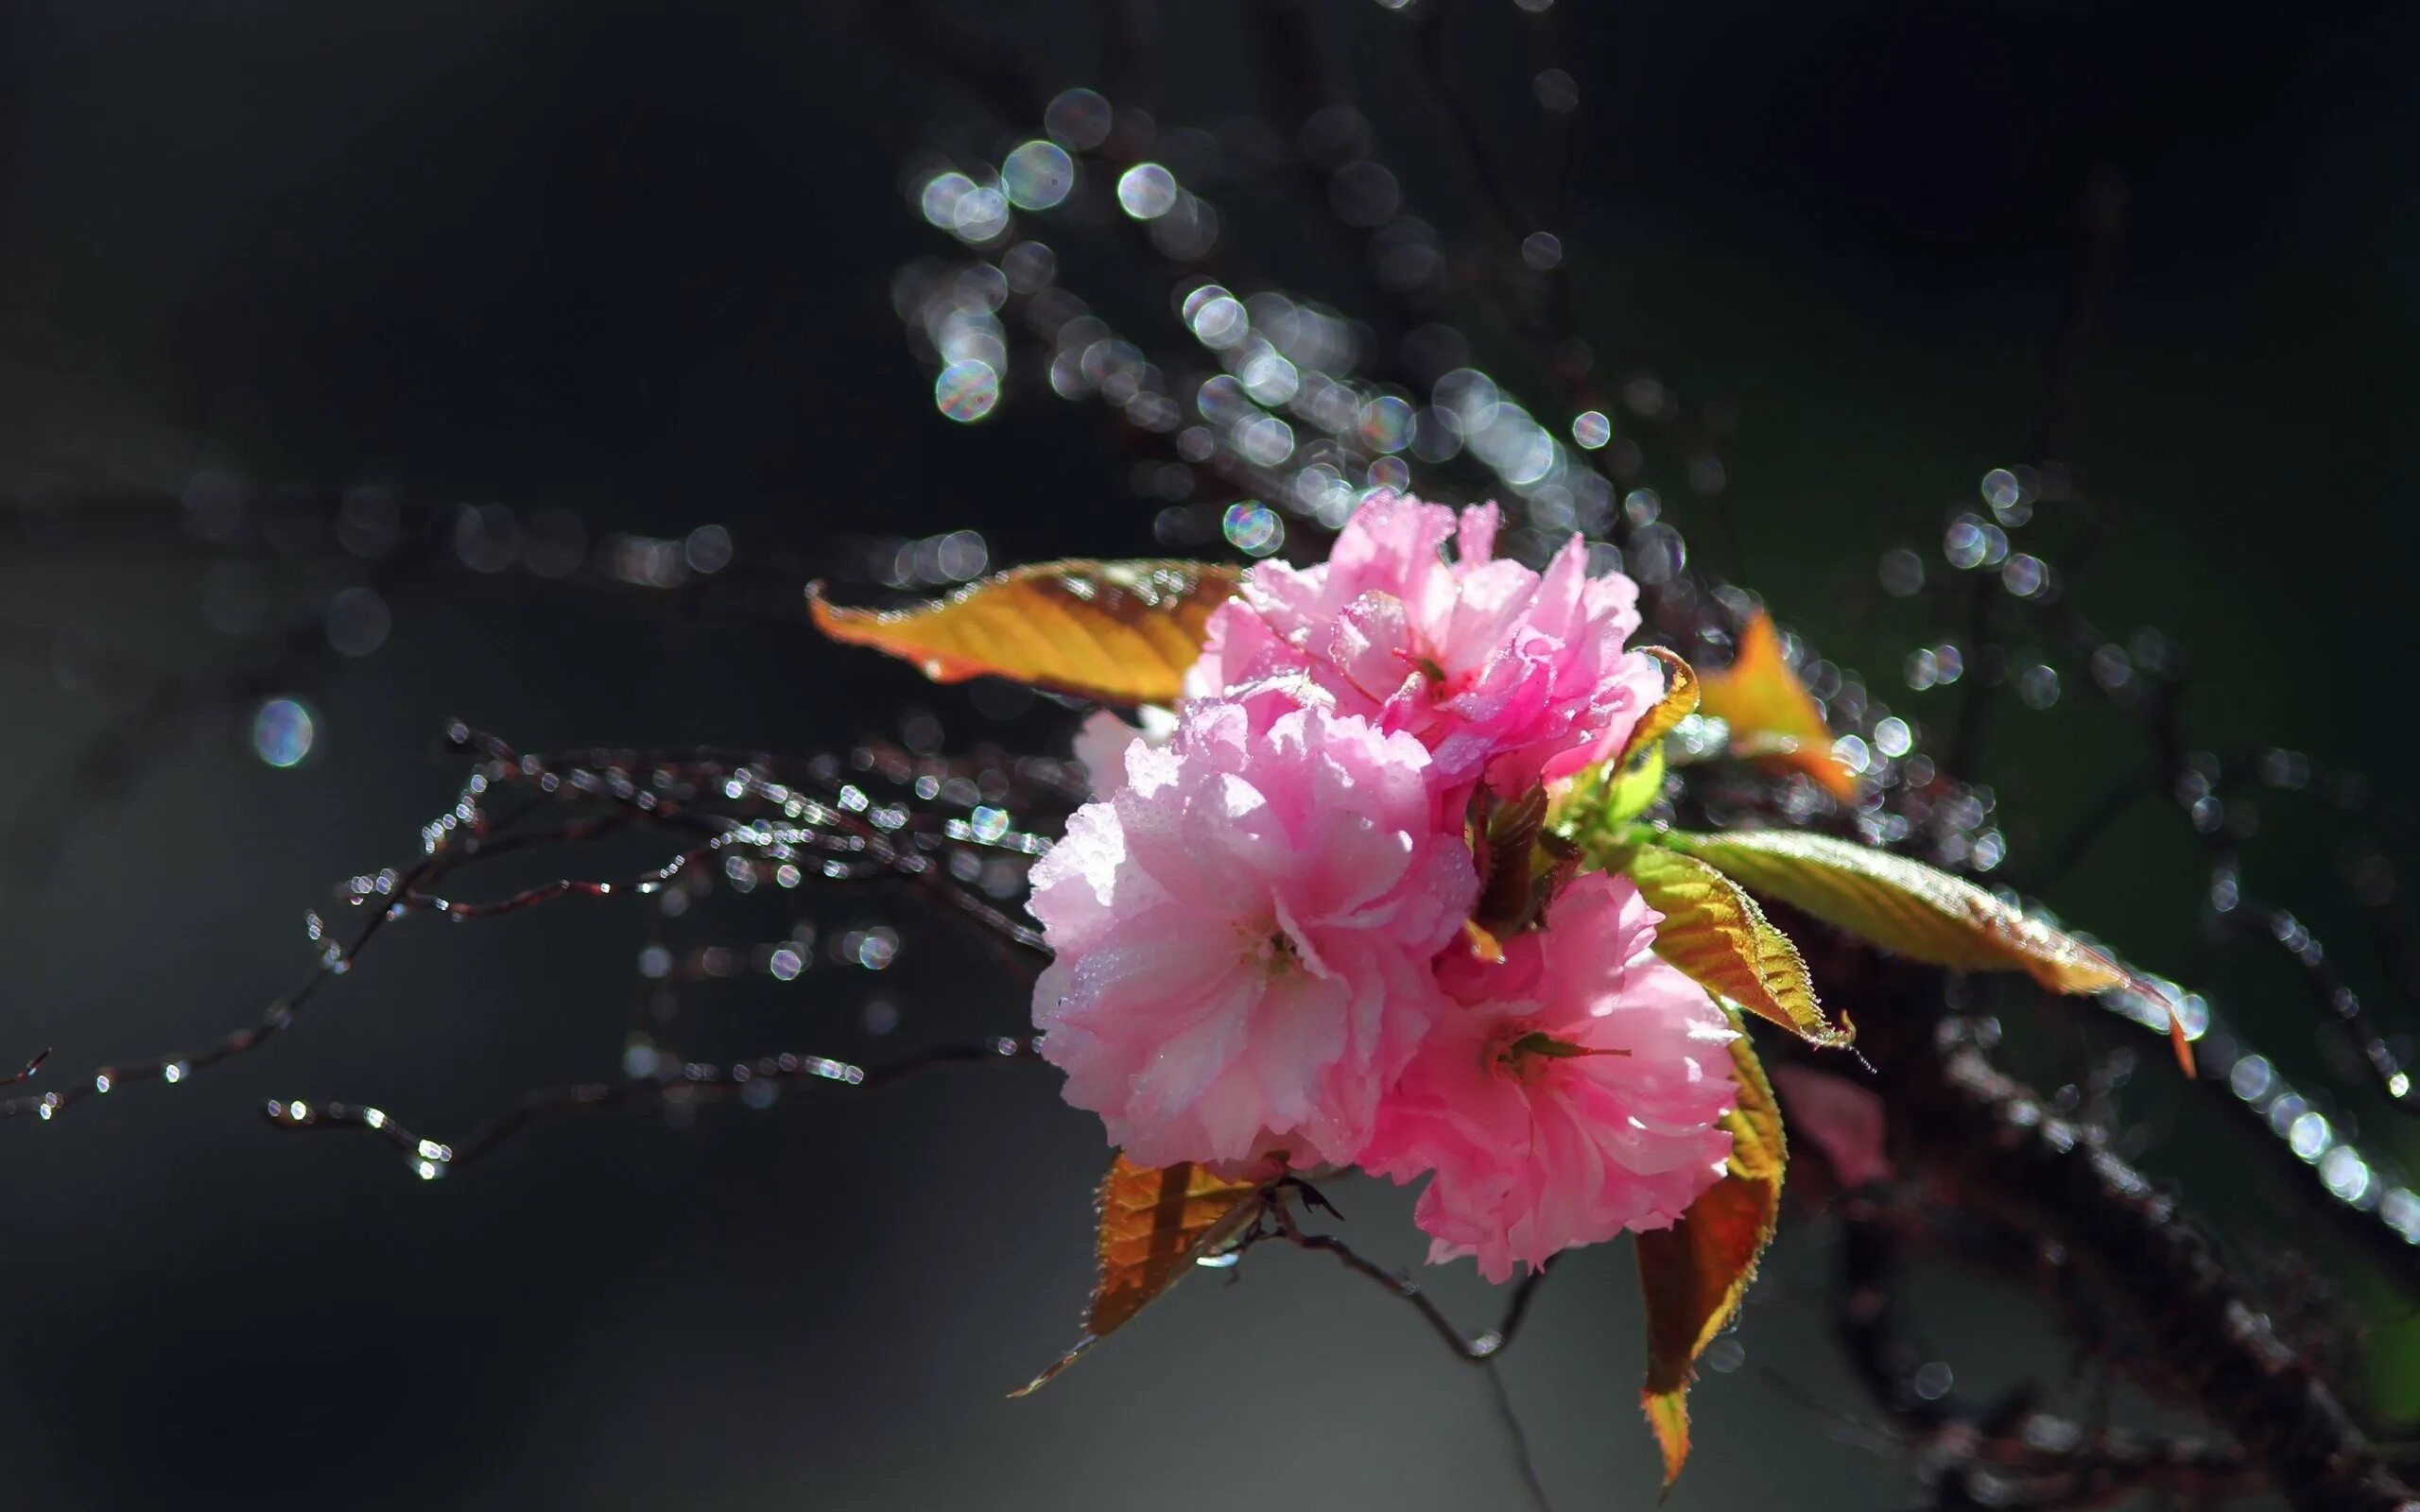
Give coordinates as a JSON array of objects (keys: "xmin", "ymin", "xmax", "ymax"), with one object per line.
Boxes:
[
  {"xmin": 260, "ymin": 1038, "xmax": 1042, "ymax": 1179},
  {"xmin": 1844, "ymin": 982, "xmax": 2418, "ymax": 1511},
  {"xmin": 0, "ymin": 820, "xmax": 477, "ymax": 1125},
  {"xmin": 1824, "ymin": 1185, "xmax": 2259, "ymax": 1511},
  {"xmin": 0, "ymin": 720, "xmax": 1059, "ymax": 1128}
]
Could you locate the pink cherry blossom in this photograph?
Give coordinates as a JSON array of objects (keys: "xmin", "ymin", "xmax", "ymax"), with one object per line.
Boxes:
[
  {"xmin": 1029, "ymin": 699, "xmax": 1478, "ymax": 1168},
  {"xmin": 1070, "ymin": 705, "xmax": 1177, "ymax": 796},
  {"xmin": 1362, "ymin": 871, "xmax": 1739, "ymax": 1282},
  {"xmin": 1188, "ymin": 491, "xmax": 1662, "ymax": 794}
]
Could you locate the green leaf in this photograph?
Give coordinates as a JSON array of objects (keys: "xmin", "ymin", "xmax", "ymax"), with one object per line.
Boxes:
[
  {"xmin": 1668, "ymin": 829, "xmax": 2192, "ymax": 1069},
  {"xmin": 1638, "ymin": 1029, "xmax": 1786, "ymax": 1486},
  {"xmin": 1666, "ymin": 829, "xmax": 2129, "ymax": 994},
  {"xmin": 1549, "ymin": 650, "xmax": 1693, "ymax": 837},
  {"xmin": 1601, "ymin": 743, "xmax": 1668, "ymax": 827},
  {"xmin": 1501, "ymin": 1030, "xmax": 1630, "ymax": 1063},
  {"xmin": 1588, "ymin": 648, "xmax": 1695, "ymax": 828},
  {"xmin": 1620, "ymin": 845, "xmax": 1848, "ymax": 1047}
]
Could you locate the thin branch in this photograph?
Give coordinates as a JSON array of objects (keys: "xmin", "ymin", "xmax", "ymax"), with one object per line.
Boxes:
[
  {"xmin": 1407, "ymin": 2, "xmax": 1535, "ymax": 244},
  {"xmin": 1264, "ymin": 1188, "xmax": 1554, "ymax": 1511},
  {"xmin": 2225, "ymin": 897, "xmax": 2418, "ymax": 1108},
  {"xmin": 261, "ymin": 1038, "xmax": 1042, "ymax": 1176},
  {"xmin": 0, "ymin": 824, "xmax": 471, "ymax": 1123},
  {"xmin": 1265, "ymin": 1188, "xmax": 1550, "ymax": 1362},
  {"xmin": 1, "ymin": 718, "xmax": 1056, "ymax": 1127},
  {"xmin": 1482, "ymin": 1362, "xmax": 1556, "ymax": 1512}
]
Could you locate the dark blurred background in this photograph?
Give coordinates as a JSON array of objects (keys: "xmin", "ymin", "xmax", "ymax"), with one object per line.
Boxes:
[{"xmin": 1, "ymin": 2, "xmax": 2413, "ymax": 1507}]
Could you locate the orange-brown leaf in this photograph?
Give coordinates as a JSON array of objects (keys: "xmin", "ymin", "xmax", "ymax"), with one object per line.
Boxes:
[
  {"xmin": 809, "ymin": 560, "xmax": 1242, "ymax": 705},
  {"xmin": 1011, "ymin": 1156, "xmax": 1265, "ymax": 1396},
  {"xmin": 1462, "ymin": 918, "xmax": 1507, "ymax": 964},
  {"xmin": 1697, "ymin": 610, "xmax": 1857, "ymax": 800},
  {"xmin": 1637, "ymin": 1031, "xmax": 1786, "ymax": 1485}
]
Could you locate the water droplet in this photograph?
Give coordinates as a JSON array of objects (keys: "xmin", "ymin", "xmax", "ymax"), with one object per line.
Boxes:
[
  {"xmin": 934, "ymin": 360, "xmax": 1001, "ymax": 422},
  {"xmin": 1000, "ymin": 140, "xmax": 1077, "ymax": 211},
  {"xmin": 1944, "ymin": 516, "xmax": 1988, "ymax": 570},
  {"xmin": 1221, "ymin": 502, "xmax": 1282, "ymax": 557},
  {"xmin": 2289, "ymin": 1109, "xmax": 2333, "ymax": 1161},
  {"xmin": 2322, "ymin": 1145, "xmax": 2373, "ymax": 1205},
  {"xmin": 2015, "ymin": 664, "xmax": 2061, "ymax": 710},
  {"xmin": 623, "ymin": 1039, "xmax": 662, "ymax": 1079},
  {"xmin": 1878, "ymin": 547, "xmax": 1925, "ymax": 597},
  {"xmin": 251, "ymin": 697, "xmax": 317, "ymax": 768},
  {"xmin": 1910, "ymin": 1361, "xmax": 1954, "ymax": 1401},
  {"xmin": 856, "ymin": 928, "xmax": 900, "ymax": 971},
  {"xmin": 325, "ymin": 586, "xmax": 392, "ymax": 657},
  {"xmin": 2001, "ymin": 554, "xmax": 2047, "ymax": 598},
  {"xmin": 1116, "ymin": 163, "xmax": 1178, "ymax": 220},
  {"xmin": 684, "ymin": 524, "xmax": 734, "ymax": 574},
  {"xmin": 1044, "ymin": 88, "xmax": 1114, "ymax": 150}
]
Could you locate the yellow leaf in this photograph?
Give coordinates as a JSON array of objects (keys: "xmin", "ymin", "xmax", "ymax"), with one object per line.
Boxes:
[
  {"xmin": 1696, "ymin": 610, "xmax": 1857, "ymax": 800},
  {"xmin": 1638, "ymin": 1031, "xmax": 1786, "ymax": 1486},
  {"xmin": 1615, "ymin": 646, "xmax": 1701, "ymax": 772},
  {"xmin": 1623, "ymin": 845, "xmax": 1849, "ymax": 1047},
  {"xmin": 1575, "ymin": 647, "xmax": 1694, "ymax": 831},
  {"xmin": 809, "ymin": 560, "xmax": 1243, "ymax": 705},
  {"xmin": 1672, "ymin": 829, "xmax": 2112, "ymax": 985},
  {"xmin": 1670, "ymin": 829, "xmax": 2192, "ymax": 1073},
  {"xmin": 1011, "ymin": 1156, "xmax": 1265, "ymax": 1395}
]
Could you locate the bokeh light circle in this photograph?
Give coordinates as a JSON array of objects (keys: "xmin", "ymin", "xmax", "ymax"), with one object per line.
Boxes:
[
  {"xmin": 1116, "ymin": 163, "xmax": 1178, "ymax": 220},
  {"xmin": 934, "ymin": 360, "xmax": 1001, "ymax": 422},
  {"xmin": 252, "ymin": 697, "xmax": 317, "ymax": 768},
  {"xmin": 1001, "ymin": 140, "xmax": 1077, "ymax": 211},
  {"xmin": 1221, "ymin": 502, "xmax": 1283, "ymax": 557}
]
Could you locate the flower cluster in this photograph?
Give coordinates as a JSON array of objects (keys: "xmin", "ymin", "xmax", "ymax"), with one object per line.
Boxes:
[{"xmin": 1030, "ymin": 494, "xmax": 1739, "ymax": 1279}]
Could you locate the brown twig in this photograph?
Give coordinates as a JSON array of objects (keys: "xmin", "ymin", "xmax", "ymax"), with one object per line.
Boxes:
[
  {"xmin": 1265, "ymin": 1183, "xmax": 1551, "ymax": 1363},
  {"xmin": 1847, "ymin": 986, "xmax": 2417, "ymax": 1512}
]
